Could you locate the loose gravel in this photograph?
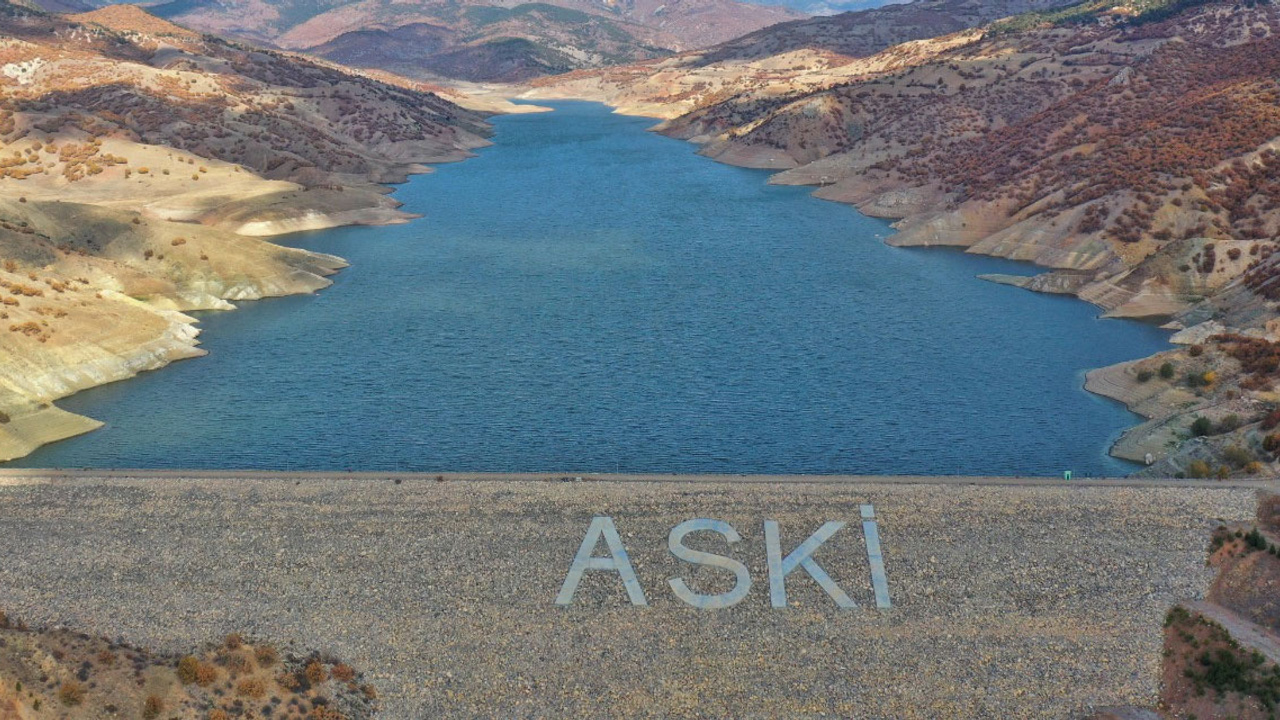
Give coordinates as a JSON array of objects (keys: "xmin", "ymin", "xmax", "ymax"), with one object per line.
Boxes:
[{"xmin": 0, "ymin": 475, "xmax": 1261, "ymax": 718}]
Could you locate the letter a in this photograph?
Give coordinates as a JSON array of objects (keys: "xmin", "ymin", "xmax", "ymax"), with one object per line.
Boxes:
[
  {"xmin": 764, "ymin": 520, "xmax": 855, "ymax": 609},
  {"xmin": 555, "ymin": 516, "xmax": 648, "ymax": 606}
]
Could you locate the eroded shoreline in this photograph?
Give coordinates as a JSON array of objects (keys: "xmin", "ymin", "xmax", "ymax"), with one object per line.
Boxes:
[
  {"xmin": 513, "ymin": 91, "xmax": 1175, "ymax": 472},
  {"xmin": 0, "ymin": 172, "xmax": 458, "ymax": 462}
]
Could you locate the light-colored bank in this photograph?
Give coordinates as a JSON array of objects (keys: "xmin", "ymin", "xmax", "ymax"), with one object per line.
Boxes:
[{"xmin": 0, "ymin": 472, "xmax": 1271, "ymax": 718}]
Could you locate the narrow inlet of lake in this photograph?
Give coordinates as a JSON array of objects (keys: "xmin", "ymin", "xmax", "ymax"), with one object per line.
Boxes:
[{"xmin": 13, "ymin": 101, "xmax": 1172, "ymax": 476}]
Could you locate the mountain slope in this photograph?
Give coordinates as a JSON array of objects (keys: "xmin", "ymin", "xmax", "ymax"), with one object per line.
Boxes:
[
  {"xmin": 531, "ymin": 0, "xmax": 1280, "ymax": 477},
  {"xmin": 0, "ymin": 2, "xmax": 490, "ymax": 460},
  {"xmin": 523, "ymin": 0, "xmax": 1082, "ymax": 116},
  {"xmin": 695, "ymin": 0, "xmax": 1082, "ymax": 63}
]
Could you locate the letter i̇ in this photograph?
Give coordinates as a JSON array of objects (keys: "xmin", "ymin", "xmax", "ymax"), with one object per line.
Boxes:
[{"xmin": 860, "ymin": 504, "xmax": 891, "ymax": 609}]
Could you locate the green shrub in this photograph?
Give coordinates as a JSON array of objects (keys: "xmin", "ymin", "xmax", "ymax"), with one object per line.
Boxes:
[
  {"xmin": 1165, "ymin": 606, "xmax": 1191, "ymax": 627},
  {"xmin": 1265, "ymin": 434, "xmax": 1280, "ymax": 455},
  {"xmin": 1137, "ymin": 369, "xmax": 1154, "ymax": 382},
  {"xmin": 1223, "ymin": 445, "xmax": 1254, "ymax": 468},
  {"xmin": 1160, "ymin": 361, "xmax": 1176, "ymax": 379},
  {"xmin": 1191, "ymin": 417, "xmax": 1214, "ymax": 436}
]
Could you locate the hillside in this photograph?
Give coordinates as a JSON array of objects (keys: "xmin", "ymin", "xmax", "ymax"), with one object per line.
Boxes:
[
  {"xmin": 0, "ymin": 616, "xmax": 381, "ymax": 720},
  {"xmin": 523, "ymin": 0, "xmax": 1082, "ymax": 116},
  {"xmin": 528, "ymin": 0, "xmax": 1280, "ymax": 478},
  {"xmin": 135, "ymin": 0, "xmax": 804, "ymax": 82},
  {"xmin": 0, "ymin": 2, "xmax": 490, "ymax": 461},
  {"xmin": 694, "ymin": 0, "xmax": 1083, "ymax": 63},
  {"xmin": 301, "ymin": 3, "xmax": 675, "ymax": 83}
]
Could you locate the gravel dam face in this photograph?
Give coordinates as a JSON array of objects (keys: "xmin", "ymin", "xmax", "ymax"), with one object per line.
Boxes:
[
  {"xmin": 0, "ymin": 473, "xmax": 1261, "ymax": 718},
  {"xmin": 11, "ymin": 102, "xmax": 1171, "ymax": 476}
]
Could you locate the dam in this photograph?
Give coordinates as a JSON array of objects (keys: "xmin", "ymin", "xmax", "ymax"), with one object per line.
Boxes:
[{"xmin": 0, "ymin": 470, "xmax": 1267, "ymax": 718}]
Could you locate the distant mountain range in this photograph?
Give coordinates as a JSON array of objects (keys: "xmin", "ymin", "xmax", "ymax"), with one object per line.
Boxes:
[
  {"xmin": 12, "ymin": 0, "xmax": 914, "ymax": 81},
  {"xmin": 748, "ymin": 0, "xmax": 903, "ymax": 18},
  {"xmin": 70, "ymin": 0, "xmax": 804, "ymax": 81}
]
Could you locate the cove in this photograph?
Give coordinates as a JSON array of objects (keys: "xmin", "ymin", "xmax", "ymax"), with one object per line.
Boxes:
[{"xmin": 11, "ymin": 101, "xmax": 1171, "ymax": 476}]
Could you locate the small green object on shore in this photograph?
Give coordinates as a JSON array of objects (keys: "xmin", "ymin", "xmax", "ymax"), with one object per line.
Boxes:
[{"xmin": 1064, "ymin": 470, "xmax": 1073, "ymax": 481}]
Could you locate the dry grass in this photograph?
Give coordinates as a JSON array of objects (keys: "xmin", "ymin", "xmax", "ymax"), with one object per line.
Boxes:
[
  {"xmin": 256, "ymin": 644, "xmax": 280, "ymax": 667},
  {"xmin": 305, "ymin": 660, "xmax": 328, "ymax": 685},
  {"xmin": 235, "ymin": 676, "xmax": 267, "ymax": 698},
  {"xmin": 57, "ymin": 680, "xmax": 85, "ymax": 706},
  {"xmin": 0, "ymin": 612, "xmax": 379, "ymax": 719}
]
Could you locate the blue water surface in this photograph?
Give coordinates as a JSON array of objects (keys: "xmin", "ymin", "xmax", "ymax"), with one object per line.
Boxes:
[{"xmin": 13, "ymin": 102, "xmax": 1171, "ymax": 475}]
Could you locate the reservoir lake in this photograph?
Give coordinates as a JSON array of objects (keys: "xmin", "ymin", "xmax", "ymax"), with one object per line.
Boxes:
[{"xmin": 13, "ymin": 102, "xmax": 1172, "ymax": 476}]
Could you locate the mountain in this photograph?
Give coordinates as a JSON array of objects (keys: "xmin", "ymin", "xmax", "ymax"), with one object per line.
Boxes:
[
  {"xmin": 300, "ymin": 3, "xmax": 675, "ymax": 82},
  {"xmin": 127, "ymin": 0, "xmax": 804, "ymax": 81},
  {"xmin": 8, "ymin": 0, "xmax": 89, "ymax": 11},
  {"xmin": 524, "ymin": 0, "xmax": 1084, "ymax": 117},
  {"xmin": 696, "ymin": 0, "xmax": 1080, "ymax": 62},
  {"xmin": 749, "ymin": 0, "xmax": 906, "ymax": 18},
  {"xmin": 528, "ymin": 0, "xmax": 1280, "ymax": 478},
  {"xmin": 0, "ymin": 1, "xmax": 491, "ymax": 460}
]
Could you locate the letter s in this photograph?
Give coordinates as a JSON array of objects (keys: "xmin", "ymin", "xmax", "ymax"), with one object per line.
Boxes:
[{"xmin": 667, "ymin": 519, "xmax": 752, "ymax": 609}]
